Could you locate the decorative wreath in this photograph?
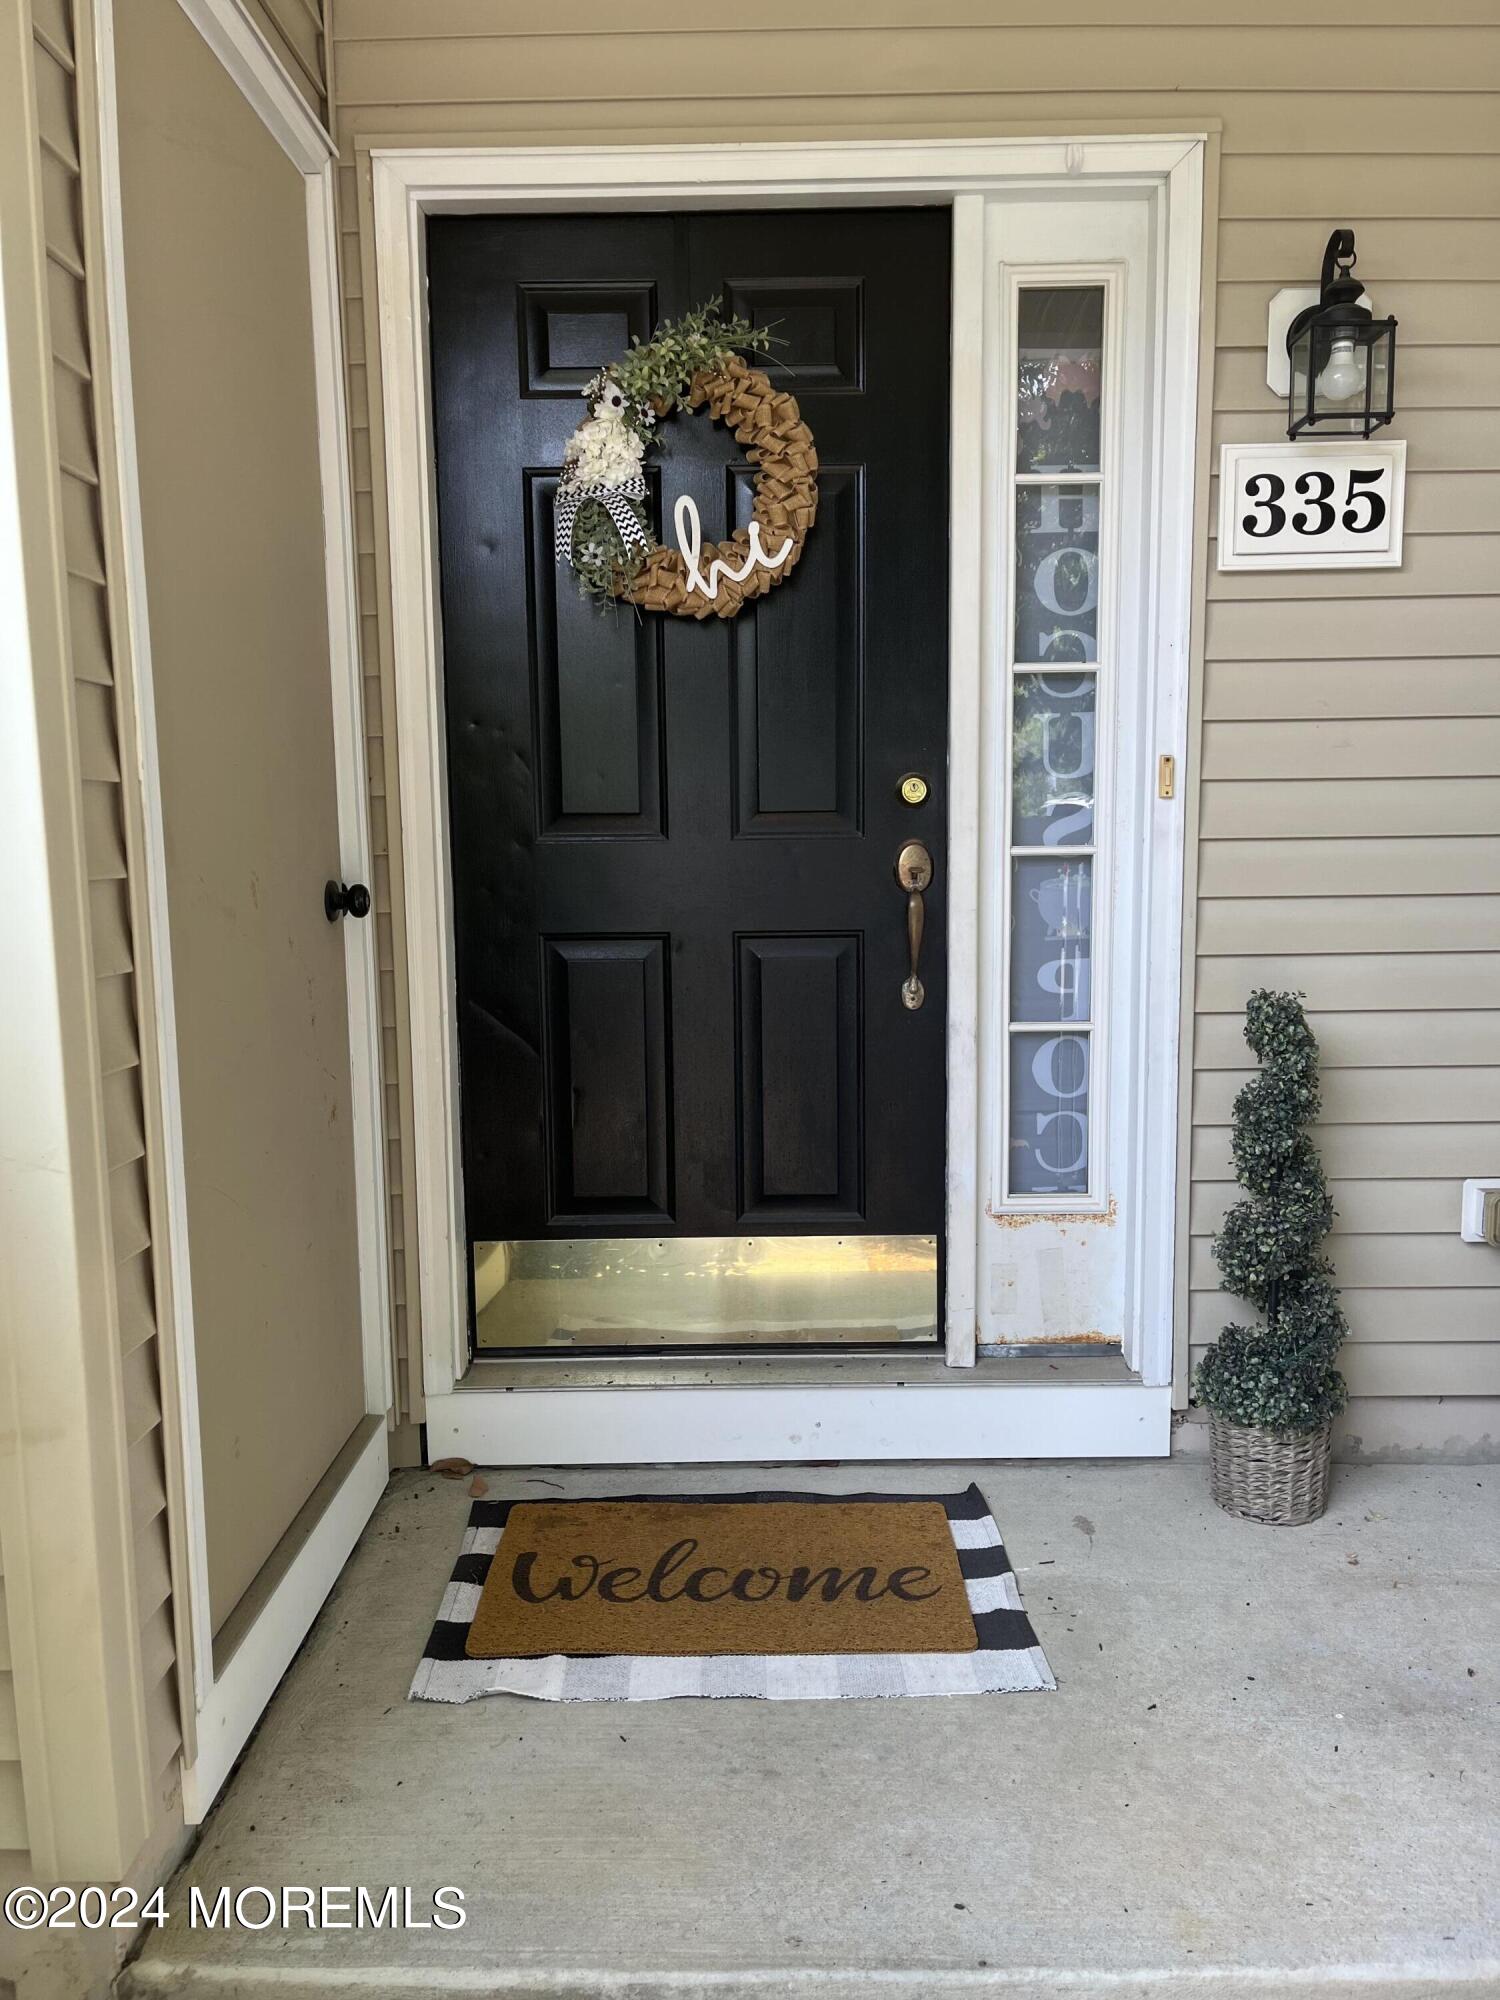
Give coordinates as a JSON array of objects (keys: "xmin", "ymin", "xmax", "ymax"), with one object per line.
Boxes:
[{"xmin": 554, "ymin": 300, "xmax": 819, "ymax": 621}]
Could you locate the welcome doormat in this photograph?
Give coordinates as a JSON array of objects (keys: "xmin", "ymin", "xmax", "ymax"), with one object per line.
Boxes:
[
  {"xmin": 410, "ymin": 1486, "xmax": 1055, "ymax": 1703},
  {"xmin": 466, "ymin": 1497, "xmax": 979, "ymax": 1658}
]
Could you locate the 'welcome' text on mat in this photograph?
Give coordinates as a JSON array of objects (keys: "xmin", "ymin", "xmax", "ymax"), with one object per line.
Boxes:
[{"xmin": 464, "ymin": 1498, "xmax": 978, "ymax": 1658}]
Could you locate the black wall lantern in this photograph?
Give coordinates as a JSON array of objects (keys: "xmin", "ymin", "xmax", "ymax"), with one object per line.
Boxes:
[{"xmin": 1283, "ymin": 229, "xmax": 1397, "ymax": 440}]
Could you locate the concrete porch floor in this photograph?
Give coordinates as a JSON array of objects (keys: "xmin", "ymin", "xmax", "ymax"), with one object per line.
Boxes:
[{"xmin": 121, "ymin": 1458, "xmax": 1499, "ymax": 1999}]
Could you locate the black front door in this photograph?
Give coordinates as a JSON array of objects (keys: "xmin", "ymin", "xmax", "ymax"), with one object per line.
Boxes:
[{"xmin": 427, "ymin": 207, "xmax": 951, "ymax": 1352}]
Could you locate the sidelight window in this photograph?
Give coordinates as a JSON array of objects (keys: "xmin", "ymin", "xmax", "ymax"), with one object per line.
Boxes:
[{"xmin": 1001, "ymin": 283, "xmax": 1110, "ymax": 1203}]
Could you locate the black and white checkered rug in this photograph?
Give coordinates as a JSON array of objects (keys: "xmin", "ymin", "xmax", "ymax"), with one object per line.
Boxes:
[{"xmin": 409, "ymin": 1485, "xmax": 1055, "ymax": 1704}]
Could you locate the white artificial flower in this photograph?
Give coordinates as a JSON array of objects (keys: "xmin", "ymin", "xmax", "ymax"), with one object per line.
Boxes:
[
  {"xmin": 582, "ymin": 371, "xmax": 627, "ymax": 418},
  {"xmin": 563, "ymin": 409, "xmax": 645, "ymax": 489}
]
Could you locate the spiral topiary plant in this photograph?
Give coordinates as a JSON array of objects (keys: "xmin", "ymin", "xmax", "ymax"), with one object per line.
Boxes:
[{"xmin": 1194, "ymin": 989, "xmax": 1348, "ymax": 1433}]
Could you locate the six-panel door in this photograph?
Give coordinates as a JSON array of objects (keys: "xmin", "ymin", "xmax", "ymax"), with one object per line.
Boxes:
[{"xmin": 427, "ymin": 210, "xmax": 950, "ymax": 1349}]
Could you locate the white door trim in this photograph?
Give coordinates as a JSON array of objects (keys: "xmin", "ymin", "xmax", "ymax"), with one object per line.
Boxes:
[
  {"xmin": 370, "ymin": 134, "xmax": 1203, "ymax": 1450},
  {"xmin": 94, "ymin": 0, "xmax": 391, "ymax": 1820}
]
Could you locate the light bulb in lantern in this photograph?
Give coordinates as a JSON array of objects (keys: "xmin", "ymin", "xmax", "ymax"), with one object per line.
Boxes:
[{"xmin": 1316, "ymin": 333, "xmax": 1366, "ymax": 404}]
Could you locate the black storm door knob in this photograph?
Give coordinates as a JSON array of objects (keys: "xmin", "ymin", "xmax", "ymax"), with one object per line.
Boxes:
[{"xmin": 324, "ymin": 879, "xmax": 371, "ymax": 923}]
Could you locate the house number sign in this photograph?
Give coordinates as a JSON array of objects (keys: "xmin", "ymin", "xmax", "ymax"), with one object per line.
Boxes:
[{"xmin": 1217, "ymin": 440, "xmax": 1405, "ymax": 572}]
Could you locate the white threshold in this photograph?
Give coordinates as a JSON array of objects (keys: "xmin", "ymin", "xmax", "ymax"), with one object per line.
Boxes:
[{"xmin": 424, "ymin": 1355, "xmax": 1170, "ymax": 1465}]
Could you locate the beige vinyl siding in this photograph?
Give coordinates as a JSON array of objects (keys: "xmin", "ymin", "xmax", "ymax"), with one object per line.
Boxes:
[
  {"xmin": 1196, "ymin": 103, "xmax": 1500, "ymax": 1428},
  {"xmin": 242, "ymin": 0, "xmax": 328, "ymax": 124},
  {"xmin": 0, "ymin": 0, "xmax": 72, "ymax": 1875},
  {"xmin": 13, "ymin": 0, "xmax": 183, "ymax": 1843},
  {"xmin": 0, "ymin": 1574, "xmax": 25, "ymax": 1856},
  {"xmin": 330, "ymin": 2, "xmax": 1500, "ymax": 1422}
]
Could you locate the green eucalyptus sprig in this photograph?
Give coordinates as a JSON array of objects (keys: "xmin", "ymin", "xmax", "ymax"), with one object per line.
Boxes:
[
  {"xmin": 592, "ymin": 298, "xmax": 774, "ymax": 445},
  {"xmin": 569, "ymin": 496, "xmax": 649, "ymax": 605}
]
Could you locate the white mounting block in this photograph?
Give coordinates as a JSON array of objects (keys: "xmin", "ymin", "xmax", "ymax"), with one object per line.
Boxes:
[{"xmin": 1460, "ymin": 1179, "xmax": 1500, "ymax": 1246}]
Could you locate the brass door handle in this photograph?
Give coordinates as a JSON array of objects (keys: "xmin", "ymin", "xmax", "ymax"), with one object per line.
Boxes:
[{"xmin": 895, "ymin": 840, "xmax": 934, "ymax": 1010}]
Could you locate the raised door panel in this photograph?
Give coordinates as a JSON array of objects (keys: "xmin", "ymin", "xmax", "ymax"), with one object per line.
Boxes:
[
  {"xmin": 722, "ymin": 277, "xmax": 865, "ymax": 394},
  {"xmin": 544, "ymin": 938, "xmax": 672, "ymax": 1222},
  {"xmin": 731, "ymin": 467, "xmax": 862, "ymax": 835},
  {"xmin": 526, "ymin": 472, "xmax": 664, "ymax": 835},
  {"xmin": 738, "ymin": 935, "xmax": 861, "ymax": 1218},
  {"xmin": 518, "ymin": 282, "xmax": 657, "ymax": 397}
]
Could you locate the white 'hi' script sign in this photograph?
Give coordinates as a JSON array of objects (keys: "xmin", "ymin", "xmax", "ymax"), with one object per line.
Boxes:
[{"xmin": 673, "ymin": 494, "xmax": 794, "ymax": 601}]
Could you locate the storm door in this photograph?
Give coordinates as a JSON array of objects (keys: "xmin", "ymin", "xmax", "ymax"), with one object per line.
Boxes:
[{"xmin": 426, "ymin": 209, "xmax": 951, "ymax": 1352}]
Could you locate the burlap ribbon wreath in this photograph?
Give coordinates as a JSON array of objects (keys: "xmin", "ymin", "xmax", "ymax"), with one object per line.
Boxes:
[{"xmin": 615, "ymin": 354, "xmax": 819, "ymax": 621}]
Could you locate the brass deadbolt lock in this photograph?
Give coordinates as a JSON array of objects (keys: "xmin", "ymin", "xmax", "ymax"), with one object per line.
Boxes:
[{"xmin": 898, "ymin": 772, "xmax": 929, "ymax": 807}]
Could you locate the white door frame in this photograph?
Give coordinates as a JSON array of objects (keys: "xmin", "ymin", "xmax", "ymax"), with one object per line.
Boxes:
[
  {"xmin": 371, "ymin": 134, "xmax": 1203, "ymax": 1463},
  {"xmin": 94, "ymin": 0, "xmax": 391, "ymax": 1821}
]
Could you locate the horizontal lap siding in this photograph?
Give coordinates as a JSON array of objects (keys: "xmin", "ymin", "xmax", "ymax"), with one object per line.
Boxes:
[
  {"xmin": 330, "ymin": 3, "xmax": 1500, "ymax": 1413},
  {"xmin": 45, "ymin": 3, "xmax": 182, "ymax": 1782},
  {"xmin": 1198, "ymin": 95, "xmax": 1499, "ymax": 1404},
  {"xmin": 10, "ymin": 0, "xmax": 183, "ymax": 1864},
  {"xmin": 242, "ymin": 0, "xmax": 327, "ymax": 122}
]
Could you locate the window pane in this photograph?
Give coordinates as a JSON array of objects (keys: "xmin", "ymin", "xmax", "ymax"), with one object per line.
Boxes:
[
  {"xmin": 1008, "ymin": 1032, "xmax": 1091, "ymax": 1196},
  {"xmin": 1015, "ymin": 484, "xmax": 1100, "ymax": 663},
  {"xmin": 1010, "ymin": 854, "xmax": 1092, "ymax": 1024},
  {"xmin": 1017, "ymin": 286, "xmax": 1104, "ymax": 474},
  {"xmin": 1012, "ymin": 671, "xmax": 1095, "ymax": 847}
]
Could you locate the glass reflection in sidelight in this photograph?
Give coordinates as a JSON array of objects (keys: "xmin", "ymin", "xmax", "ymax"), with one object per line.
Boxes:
[
  {"xmin": 1012, "ymin": 671, "xmax": 1096, "ymax": 848},
  {"xmin": 1015, "ymin": 484, "xmax": 1100, "ymax": 664},
  {"xmin": 1017, "ymin": 286, "xmax": 1104, "ymax": 474}
]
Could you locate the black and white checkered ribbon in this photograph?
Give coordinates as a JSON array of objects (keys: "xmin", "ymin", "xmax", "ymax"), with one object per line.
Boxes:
[{"xmin": 554, "ymin": 472, "xmax": 651, "ymax": 567}]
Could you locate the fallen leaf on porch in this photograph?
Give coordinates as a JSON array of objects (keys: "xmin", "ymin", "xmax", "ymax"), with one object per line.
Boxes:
[
  {"xmin": 468, "ymin": 1475, "xmax": 489, "ymax": 1497},
  {"xmin": 431, "ymin": 1457, "xmax": 475, "ymax": 1478}
]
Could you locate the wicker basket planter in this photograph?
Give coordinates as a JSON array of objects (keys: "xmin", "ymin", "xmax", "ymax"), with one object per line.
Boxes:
[{"xmin": 1208, "ymin": 1414, "xmax": 1333, "ymax": 1526}]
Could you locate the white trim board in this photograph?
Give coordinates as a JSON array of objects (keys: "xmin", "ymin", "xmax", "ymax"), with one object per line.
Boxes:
[
  {"xmin": 370, "ymin": 134, "xmax": 1204, "ymax": 1446},
  {"xmin": 943, "ymin": 191, "xmax": 987, "ymax": 1373},
  {"xmin": 174, "ymin": 0, "xmax": 334, "ymax": 171},
  {"xmin": 95, "ymin": 0, "xmax": 391, "ymax": 1822},
  {"xmin": 425, "ymin": 1383, "xmax": 1171, "ymax": 1466}
]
